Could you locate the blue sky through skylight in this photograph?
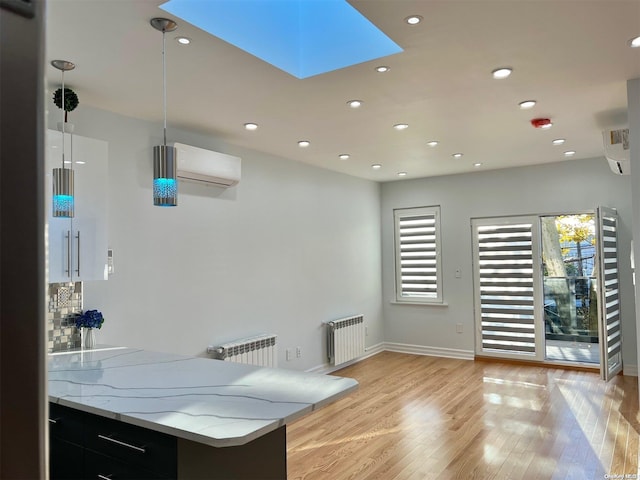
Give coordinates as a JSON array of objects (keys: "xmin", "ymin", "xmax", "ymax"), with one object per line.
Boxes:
[{"xmin": 160, "ymin": 0, "xmax": 403, "ymax": 79}]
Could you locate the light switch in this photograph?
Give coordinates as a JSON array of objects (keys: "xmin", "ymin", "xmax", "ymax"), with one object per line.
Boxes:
[
  {"xmin": 455, "ymin": 268, "xmax": 462, "ymax": 278},
  {"xmin": 107, "ymin": 249, "xmax": 114, "ymax": 275}
]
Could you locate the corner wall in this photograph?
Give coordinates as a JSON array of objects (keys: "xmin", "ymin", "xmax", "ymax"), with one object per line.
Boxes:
[{"xmin": 381, "ymin": 158, "xmax": 637, "ymax": 372}]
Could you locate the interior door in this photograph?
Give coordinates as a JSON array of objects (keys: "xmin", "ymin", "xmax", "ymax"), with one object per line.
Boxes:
[
  {"xmin": 596, "ymin": 206, "xmax": 623, "ymax": 381},
  {"xmin": 472, "ymin": 217, "xmax": 544, "ymax": 360}
]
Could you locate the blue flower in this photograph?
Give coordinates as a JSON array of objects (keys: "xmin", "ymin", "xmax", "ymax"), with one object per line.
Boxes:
[{"xmin": 75, "ymin": 309, "xmax": 104, "ymax": 330}]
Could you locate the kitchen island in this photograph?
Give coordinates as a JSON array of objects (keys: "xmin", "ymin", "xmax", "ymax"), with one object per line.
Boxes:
[{"xmin": 48, "ymin": 346, "xmax": 358, "ymax": 479}]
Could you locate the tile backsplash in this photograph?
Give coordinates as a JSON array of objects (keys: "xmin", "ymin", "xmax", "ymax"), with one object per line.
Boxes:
[{"xmin": 47, "ymin": 282, "xmax": 82, "ymax": 352}]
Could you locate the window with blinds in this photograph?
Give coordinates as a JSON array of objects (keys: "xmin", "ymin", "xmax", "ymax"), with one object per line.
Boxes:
[
  {"xmin": 394, "ymin": 206, "xmax": 442, "ymax": 303},
  {"xmin": 474, "ymin": 222, "xmax": 538, "ymax": 356}
]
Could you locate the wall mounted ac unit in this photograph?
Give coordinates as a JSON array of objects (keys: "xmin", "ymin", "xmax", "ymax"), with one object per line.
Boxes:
[
  {"xmin": 173, "ymin": 142, "xmax": 241, "ymax": 187},
  {"xmin": 602, "ymin": 128, "xmax": 630, "ymax": 175}
]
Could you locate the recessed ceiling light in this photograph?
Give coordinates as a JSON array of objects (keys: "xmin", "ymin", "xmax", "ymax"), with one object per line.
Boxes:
[
  {"xmin": 492, "ymin": 67, "xmax": 512, "ymax": 79},
  {"xmin": 338, "ymin": 154, "xmax": 350, "ymax": 160},
  {"xmin": 519, "ymin": 100, "xmax": 536, "ymax": 109},
  {"xmin": 298, "ymin": 140, "xmax": 310, "ymax": 147},
  {"xmin": 552, "ymin": 138, "xmax": 566, "ymax": 145},
  {"xmin": 540, "ymin": 122, "xmax": 553, "ymax": 130},
  {"xmin": 473, "ymin": 163, "xmax": 482, "ymax": 167},
  {"xmin": 452, "ymin": 153, "xmax": 463, "ymax": 158},
  {"xmin": 426, "ymin": 140, "xmax": 439, "ymax": 147},
  {"xmin": 405, "ymin": 15, "xmax": 423, "ymax": 25},
  {"xmin": 629, "ymin": 35, "xmax": 640, "ymax": 48},
  {"xmin": 564, "ymin": 150, "xmax": 576, "ymax": 157},
  {"xmin": 375, "ymin": 65, "xmax": 390, "ymax": 73},
  {"xmin": 372, "ymin": 164, "xmax": 382, "ymax": 170},
  {"xmin": 393, "ymin": 123, "xmax": 409, "ymax": 130},
  {"xmin": 397, "ymin": 171, "xmax": 408, "ymax": 177},
  {"xmin": 63, "ymin": 160, "xmax": 71, "ymax": 164},
  {"xmin": 75, "ymin": 161, "xmax": 86, "ymax": 165},
  {"xmin": 347, "ymin": 100, "xmax": 363, "ymax": 108},
  {"xmin": 244, "ymin": 123, "xmax": 258, "ymax": 130},
  {"xmin": 176, "ymin": 36, "xmax": 191, "ymax": 45}
]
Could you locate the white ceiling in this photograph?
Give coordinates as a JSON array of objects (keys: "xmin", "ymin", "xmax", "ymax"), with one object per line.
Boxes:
[{"xmin": 45, "ymin": 0, "xmax": 640, "ymax": 182}]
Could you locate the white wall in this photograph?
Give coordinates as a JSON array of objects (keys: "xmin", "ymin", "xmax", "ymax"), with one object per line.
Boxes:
[
  {"xmin": 381, "ymin": 158, "xmax": 638, "ymax": 371},
  {"xmin": 50, "ymin": 104, "xmax": 383, "ymax": 371},
  {"xmin": 628, "ymin": 79, "xmax": 640, "ymax": 383},
  {"xmin": 47, "ymin": 101, "xmax": 638, "ymax": 373}
]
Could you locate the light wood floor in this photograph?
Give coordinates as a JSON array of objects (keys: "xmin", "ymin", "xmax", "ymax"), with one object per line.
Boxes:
[{"xmin": 287, "ymin": 352, "xmax": 640, "ymax": 480}]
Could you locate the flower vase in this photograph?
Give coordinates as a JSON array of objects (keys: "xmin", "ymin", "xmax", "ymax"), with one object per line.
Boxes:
[{"xmin": 82, "ymin": 328, "xmax": 96, "ymax": 349}]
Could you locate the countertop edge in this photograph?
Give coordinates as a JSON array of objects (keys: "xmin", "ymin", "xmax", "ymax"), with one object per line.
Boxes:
[{"xmin": 48, "ymin": 369, "xmax": 359, "ymax": 448}]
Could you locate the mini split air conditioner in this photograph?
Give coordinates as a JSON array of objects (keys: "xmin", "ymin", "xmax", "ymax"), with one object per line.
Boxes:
[
  {"xmin": 172, "ymin": 142, "xmax": 241, "ymax": 187},
  {"xmin": 602, "ymin": 128, "xmax": 630, "ymax": 175}
]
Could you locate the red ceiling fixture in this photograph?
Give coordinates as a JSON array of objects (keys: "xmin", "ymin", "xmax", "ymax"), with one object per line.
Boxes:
[{"xmin": 530, "ymin": 118, "xmax": 552, "ymax": 129}]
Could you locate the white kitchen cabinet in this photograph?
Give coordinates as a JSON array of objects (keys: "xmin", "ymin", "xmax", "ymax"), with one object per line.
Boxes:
[{"xmin": 45, "ymin": 129, "xmax": 108, "ymax": 282}]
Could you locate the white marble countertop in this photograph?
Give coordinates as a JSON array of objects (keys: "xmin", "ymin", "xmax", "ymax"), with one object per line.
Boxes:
[{"xmin": 48, "ymin": 346, "xmax": 358, "ymax": 447}]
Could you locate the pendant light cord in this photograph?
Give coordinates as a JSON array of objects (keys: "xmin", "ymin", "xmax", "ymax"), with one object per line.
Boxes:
[
  {"xmin": 162, "ymin": 28, "xmax": 167, "ymax": 147},
  {"xmin": 61, "ymin": 69, "xmax": 66, "ymax": 170}
]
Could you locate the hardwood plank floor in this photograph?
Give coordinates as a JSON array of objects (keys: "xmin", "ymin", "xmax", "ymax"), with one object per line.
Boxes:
[{"xmin": 287, "ymin": 352, "xmax": 640, "ymax": 480}]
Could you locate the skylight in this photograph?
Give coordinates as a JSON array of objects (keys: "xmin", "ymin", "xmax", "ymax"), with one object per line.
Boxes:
[{"xmin": 159, "ymin": 0, "xmax": 403, "ymax": 79}]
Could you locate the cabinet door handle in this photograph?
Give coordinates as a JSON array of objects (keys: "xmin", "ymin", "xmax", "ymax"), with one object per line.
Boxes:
[
  {"xmin": 48, "ymin": 418, "xmax": 58, "ymax": 424},
  {"xmin": 97, "ymin": 475, "xmax": 113, "ymax": 480},
  {"xmin": 65, "ymin": 230, "xmax": 71, "ymax": 277},
  {"xmin": 75, "ymin": 231, "xmax": 81, "ymax": 276},
  {"xmin": 97, "ymin": 434, "xmax": 146, "ymax": 453}
]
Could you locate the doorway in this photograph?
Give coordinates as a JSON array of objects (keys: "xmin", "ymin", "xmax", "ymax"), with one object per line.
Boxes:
[
  {"xmin": 472, "ymin": 208, "xmax": 622, "ymax": 380},
  {"xmin": 541, "ymin": 214, "xmax": 599, "ymax": 364}
]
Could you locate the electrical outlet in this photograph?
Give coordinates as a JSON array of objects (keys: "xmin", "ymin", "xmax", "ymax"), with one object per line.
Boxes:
[
  {"xmin": 296, "ymin": 347, "xmax": 302, "ymax": 358},
  {"xmin": 456, "ymin": 323, "xmax": 463, "ymax": 334},
  {"xmin": 455, "ymin": 268, "xmax": 462, "ymax": 278},
  {"xmin": 286, "ymin": 348, "xmax": 292, "ymax": 361}
]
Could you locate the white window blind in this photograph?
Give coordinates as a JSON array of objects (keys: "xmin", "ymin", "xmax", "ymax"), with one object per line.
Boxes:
[
  {"xmin": 394, "ymin": 206, "xmax": 442, "ymax": 303},
  {"xmin": 475, "ymin": 222, "xmax": 537, "ymax": 356},
  {"xmin": 597, "ymin": 207, "xmax": 622, "ymax": 380}
]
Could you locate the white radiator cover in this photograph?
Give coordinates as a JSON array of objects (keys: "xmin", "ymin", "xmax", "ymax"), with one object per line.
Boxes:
[
  {"xmin": 207, "ymin": 334, "xmax": 277, "ymax": 368},
  {"xmin": 327, "ymin": 315, "xmax": 365, "ymax": 366}
]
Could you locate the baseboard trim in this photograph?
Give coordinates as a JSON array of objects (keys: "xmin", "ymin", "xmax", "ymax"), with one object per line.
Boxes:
[
  {"xmin": 306, "ymin": 342, "xmax": 385, "ymax": 375},
  {"xmin": 308, "ymin": 345, "xmax": 635, "ymax": 377},
  {"xmin": 384, "ymin": 342, "xmax": 474, "ymax": 361}
]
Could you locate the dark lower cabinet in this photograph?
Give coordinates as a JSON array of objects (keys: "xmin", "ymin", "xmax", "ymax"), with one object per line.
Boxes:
[
  {"xmin": 49, "ymin": 435, "xmax": 84, "ymax": 480},
  {"xmin": 84, "ymin": 450, "xmax": 161, "ymax": 480},
  {"xmin": 50, "ymin": 402, "xmax": 288, "ymax": 480},
  {"xmin": 49, "ymin": 403, "xmax": 176, "ymax": 480}
]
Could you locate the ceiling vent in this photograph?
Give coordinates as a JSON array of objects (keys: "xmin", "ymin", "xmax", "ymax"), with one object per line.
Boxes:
[
  {"xmin": 173, "ymin": 143, "xmax": 241, "ymax": 187},
  {"xmin": 602, "ymin": 128, "xmax": 630, "ymax": 175}
]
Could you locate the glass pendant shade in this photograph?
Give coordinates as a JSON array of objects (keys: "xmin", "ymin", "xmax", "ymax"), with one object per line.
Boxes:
[
  {"xmin": 52, "ymin": 167, "xmax": 74, "ymax": 217},
  {"xmin": 153, "ymin": 145, "xmax": 177, "ymax": 206}
]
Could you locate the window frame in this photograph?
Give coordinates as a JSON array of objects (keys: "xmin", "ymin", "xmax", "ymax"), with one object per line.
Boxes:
[{"xmin": 393, "ymin": 206, "xmax": 443, "ymax": 304}]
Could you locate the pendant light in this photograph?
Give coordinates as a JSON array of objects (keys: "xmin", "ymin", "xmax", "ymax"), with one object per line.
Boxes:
[
  {"xmin": 51, "ymin": 60, "xmax": 75, "ymax": 218},
  {"xmin": 151, "ymin": 18, "xmax": 178, "ymax": 207}
]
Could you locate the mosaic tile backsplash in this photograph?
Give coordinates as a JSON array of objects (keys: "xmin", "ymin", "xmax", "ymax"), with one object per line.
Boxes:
[{"xmin": 47, "ymin": 282, "xmax": 82, "ymax": 352}]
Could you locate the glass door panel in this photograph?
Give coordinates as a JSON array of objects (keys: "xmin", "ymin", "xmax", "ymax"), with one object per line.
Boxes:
[
  {"xmin": 597, "ymin": 207, "xmax": 622, "ymax": 381},
  {"xmin": 541, "ymin": 214, "xmax": 599, "ymax": 364},
  {"xmin": 473, "ymin": 217, "xmax": 543, "ymax": 360}
]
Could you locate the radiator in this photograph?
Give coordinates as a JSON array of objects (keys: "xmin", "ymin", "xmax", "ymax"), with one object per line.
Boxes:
[
  {"xmin": 327, "ymin": 315, "xmax": 365, "ymax": 366},
  {"xmin": 207, "ymin": 334, "xmax": 278, "ymax": 368}
]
